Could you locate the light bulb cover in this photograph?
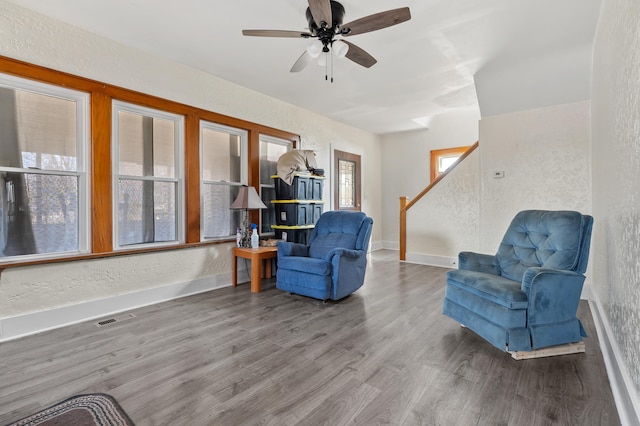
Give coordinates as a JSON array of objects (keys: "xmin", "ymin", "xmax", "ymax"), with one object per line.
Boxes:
[
  {"xmin": 333, "ymin": 40, "xmax": 349, "ymax": 58},
  {"xmin": 306, "ymin": 44, "xmax": 321, "ymax": 58}
]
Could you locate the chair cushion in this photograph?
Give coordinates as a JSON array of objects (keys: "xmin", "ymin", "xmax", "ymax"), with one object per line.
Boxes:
[
  {"xmin": 446, "ymin": 269, "xmax": 529, "ymax": 309},
  {"xmin": 496, "ymin": 210, "xmax": 584, "ymax": 282},
  {"xmin": 278, "ymin": 256, "xmax": 331, "ymax": 276}
]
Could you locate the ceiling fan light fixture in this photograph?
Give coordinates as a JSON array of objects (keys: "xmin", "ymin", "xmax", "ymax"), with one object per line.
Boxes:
[
  {"xmin": 333, "ymin": 40, "xmax": 349, "ymax": 58},
  {"xmin": 306, "ymin": 43, "xmax": 322, "ymax": 58},
  {"xmin": 243, "ymin": 1, "xmax": 411, "ymax": 75}
]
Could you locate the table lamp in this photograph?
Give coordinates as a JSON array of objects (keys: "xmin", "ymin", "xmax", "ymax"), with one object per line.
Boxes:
[{"xmin": 230, "ymin": 185, "xmax": 267, "ymax": 247}]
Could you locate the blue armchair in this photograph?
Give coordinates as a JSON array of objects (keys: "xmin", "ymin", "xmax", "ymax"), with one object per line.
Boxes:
[
  {"xmin": 443, "ymin": 210, "xmax": 593, "ymax": 354},
  {"xmin": 276, "ymin": 210, "xmax": 373, "ymax": 301}
]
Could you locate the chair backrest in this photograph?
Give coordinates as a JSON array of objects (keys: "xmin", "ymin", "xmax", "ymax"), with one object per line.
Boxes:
[
  {"xmin": 496, "ymin": 210, "xmax": 594, "ymax": 282},
  {"xmin": 308, "ymin": 211, "xmax": 373, "ymax": 259}
]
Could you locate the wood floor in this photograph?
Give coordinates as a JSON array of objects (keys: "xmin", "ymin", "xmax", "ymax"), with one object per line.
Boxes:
[{"xmin": 0, "ymin": 250, "xmax": 620, "ymax": 425}]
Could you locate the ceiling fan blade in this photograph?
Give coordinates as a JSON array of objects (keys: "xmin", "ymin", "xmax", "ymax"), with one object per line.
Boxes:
[
  {"xmin": 341, "ymin": 7, "xmax": 411, "ymax": 36},
  {"xmin": 242, "ymin": 30, "xmax": 312, "ymax": 38},
  {"xmin": 290, "ymin": 51, "xmax": 314, "ymax": 72},
  {"xmin": 341, "ymin": 40, "xmax": 377, "ymax": 68},
  {"xmin": 307, "ymin": 0, "xmax": 332, "ymax": 28}
]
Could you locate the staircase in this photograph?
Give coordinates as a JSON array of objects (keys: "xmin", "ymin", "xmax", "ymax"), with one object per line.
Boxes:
[{"xmin": 399, "ymin": 141, "xmax": 478, "ymax": 261}]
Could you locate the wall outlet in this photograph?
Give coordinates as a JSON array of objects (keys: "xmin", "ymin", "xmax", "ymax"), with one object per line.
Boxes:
[{"xmin": 493, "ymin": 170, "xmax": 505, "ymax": 178}]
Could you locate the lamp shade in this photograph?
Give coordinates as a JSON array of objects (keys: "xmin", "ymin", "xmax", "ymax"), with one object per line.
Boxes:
[{"xmin": 230, "ymin": 186, "xmax": 267, "ymax": 210}]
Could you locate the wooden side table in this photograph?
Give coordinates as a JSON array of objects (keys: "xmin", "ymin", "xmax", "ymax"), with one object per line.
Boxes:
[{"xmin": 232, "ymin": 246, "xmax": 278, "ymax": 293}]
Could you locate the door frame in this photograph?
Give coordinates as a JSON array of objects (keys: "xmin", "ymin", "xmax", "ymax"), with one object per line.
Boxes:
[{"xmin": 333, "ymin": 149, "xmax": 361, "ymax": 212}]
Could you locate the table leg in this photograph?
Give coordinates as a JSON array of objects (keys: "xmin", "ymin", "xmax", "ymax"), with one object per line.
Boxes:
[
  {"xmin": 232, "ymin": 253, "xmax": 238, "ymax": 287},
  {"xmin": 265, "ymin": 258, "xmax": 272, "ymax": 279},
  {"xmin": 251, "ymin": 256, "xmax": 262, "ymax": 293}
]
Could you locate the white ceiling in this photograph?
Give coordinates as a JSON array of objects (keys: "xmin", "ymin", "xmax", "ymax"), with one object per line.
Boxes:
[{"xmin": 6, "ymin": 0, "xmax": 602, "ymax": 134}]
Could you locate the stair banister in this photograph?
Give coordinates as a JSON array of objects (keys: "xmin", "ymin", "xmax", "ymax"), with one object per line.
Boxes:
[{"xmin": 399, "ymin": 141, "xmax": 478, "ymax": 261}]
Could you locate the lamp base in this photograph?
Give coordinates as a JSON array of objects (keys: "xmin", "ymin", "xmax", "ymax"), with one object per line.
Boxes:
[
  {"xmin": 240, "ymin": 210, "xmax": 252, "ymax": 248},
  {"xmin": 240, "ymin": 233, "xmax": 252, "ymax": 248}
]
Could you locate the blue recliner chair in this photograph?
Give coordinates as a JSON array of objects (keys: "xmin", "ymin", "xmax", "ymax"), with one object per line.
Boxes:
[
  {"xmin": 276, "ymin": 210, "xmax": 373, "ymax": 301},
  {"xmin": 443, "ymin": 210, "xmax": 593, "ymax": 353}
]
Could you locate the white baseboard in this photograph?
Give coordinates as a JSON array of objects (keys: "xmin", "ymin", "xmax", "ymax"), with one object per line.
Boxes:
[
  {"xmin": 376, "ymin": 243, "xmax": 456, "ymax": 268},
  {"xmin": 405, "ymin": 252, "xmax": 457, "ymax": 268},
  {"xmin": 370, "ymin": 240, "xmax": 385, "ymax": 252},
  {"xmin": 589, "ymin": 298, "xmax": 640, "ymax": 426},
  {"xmin": 0, "ymin": 270, "xmax": 247, "ymax": 343},
  {"xmin": 381, "ymin": 240, "xmax": 399, "ymax": 251}
]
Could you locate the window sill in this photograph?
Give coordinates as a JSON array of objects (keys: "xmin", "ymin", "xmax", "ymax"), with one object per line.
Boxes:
[{"xmin": 0, "ymin": 239, "xmax": 233, "ymax": 276}]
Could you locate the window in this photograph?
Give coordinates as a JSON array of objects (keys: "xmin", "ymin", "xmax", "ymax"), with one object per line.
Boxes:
[
  {"xmin": 0, "ymin": 73, "xmax": 89, "ymax": 262},
  {"xmin": 0, "ymin": 57, "xmax": 302, "ymax": 270},
  {"xmin": 200, "ymin": 121, "xmax": 248, "ymax": 240},
  {"xmin": 430, "ymin": 146, "xmax": 471, "ymax": 182},
  {"xmin": 259, "ymin": 135, "xmax": 292, "ymax": 234},
  {"xmin": 112, "ymin": 101, "xmax": 184, "ymax": 248}
]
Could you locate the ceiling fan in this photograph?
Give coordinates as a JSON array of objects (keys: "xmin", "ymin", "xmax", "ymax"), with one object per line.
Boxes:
[{"xmin": 242, "ymin": 0, "xmax": 411, "ymax": 75}]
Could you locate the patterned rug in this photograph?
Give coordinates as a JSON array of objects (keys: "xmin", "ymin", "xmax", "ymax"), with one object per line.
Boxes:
[{"xmin": 7, "ymin": 393, "xmax": 135, "ymax": 426}]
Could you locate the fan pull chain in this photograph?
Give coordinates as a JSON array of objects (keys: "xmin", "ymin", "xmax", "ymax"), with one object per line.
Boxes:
[
  {"xmin": 331, "ymin": 49, "xmax": 334, "ymax": 83},
  {"xmin": 325, "ymin": 51, "xmax": 328, "ymax": 81},
  {"xmin": 322, "ymin": 49, "xmax": 335, "ymax": 83}
]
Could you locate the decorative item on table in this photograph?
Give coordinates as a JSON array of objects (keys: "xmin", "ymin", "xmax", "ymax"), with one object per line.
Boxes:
[
  {"xmin": 230, "ymin": 186, "xmax": 267, "ymax": 248},
  {"xmin": 251, "ymin": 223, "xmax": 259, "ymax": 248},
  {"xmin": 260, "ymin": 239, "xmax": 279, "ymax": 247}
]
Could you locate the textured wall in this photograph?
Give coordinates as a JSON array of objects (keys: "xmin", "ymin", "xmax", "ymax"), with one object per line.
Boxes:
[
  {"xmin": 591, "ymin": 0, "xmax": 640, "ymax": 396},
  {"xmin": 478, "ymin": 101, "xmax": 592, "ymax": 253},
  {"xmin": 406, "ymin": 149, "xmax": 480, "ymax": 258},
  {"xmin": 386, "ymin": 101, "xmax": 591, "ymax": 277},
  {"xmin": 0, "ymin": 246, "xmax": 233, "ymax": 317},
  {"xmin": 380, "ymin": 109, "xmax": 480, "ymax": 247},
  {"xmin": 0, "ymin": 1, "xmax": 381, "ymax": 318}
]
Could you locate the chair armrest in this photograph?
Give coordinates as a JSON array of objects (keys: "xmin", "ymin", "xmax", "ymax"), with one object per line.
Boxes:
[
  {"xmin": 458, "ymin": 251, "xmax": 500, "ymax": 275},
  {"xmin": 327, "ymin": 248, "xmax": 368, "ymax": 300},
  {"xmin": 324, "ymin": 247, "xmax": 362, "ymax": 261},
  {"xmin": 521, "ymin": 267, "xmax": 585, "ymax": 325},
  {"xmin": 276, "ymin": 241, "xmax": 309, "ymax": 258}
]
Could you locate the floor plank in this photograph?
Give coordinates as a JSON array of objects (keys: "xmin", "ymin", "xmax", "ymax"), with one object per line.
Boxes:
[{"xmin": 0, "ymin": 250, "xmax": 620, "ymax": 425}]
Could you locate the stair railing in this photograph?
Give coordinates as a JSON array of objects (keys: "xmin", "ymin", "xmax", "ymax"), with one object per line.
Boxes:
[{"xmin": 399, "ymin": 141, "xmax": 479, "ymax": 260}]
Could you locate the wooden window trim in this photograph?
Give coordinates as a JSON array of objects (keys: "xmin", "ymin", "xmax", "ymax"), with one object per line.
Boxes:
[
  {"xmin": 430, "ymin": 146, "xmax": 471, "ymax": 183},
  {"xmin": 0, "ymin": 55, "xmax": 300, "ymax": 273},
  {"xmin": 258, "ymin": 135, "xmax": 293, "ymax": 235}
]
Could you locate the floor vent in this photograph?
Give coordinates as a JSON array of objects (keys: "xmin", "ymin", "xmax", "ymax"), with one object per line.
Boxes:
[{"xmin": 96, "ymin": 313, "xmax": 136, "ymax": 327}]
